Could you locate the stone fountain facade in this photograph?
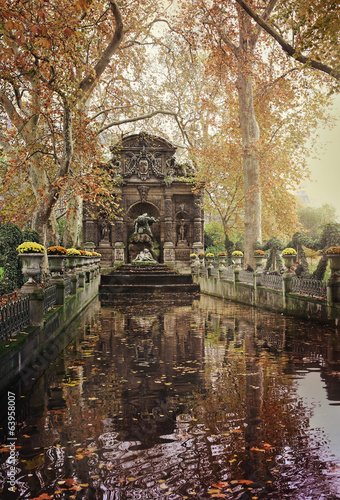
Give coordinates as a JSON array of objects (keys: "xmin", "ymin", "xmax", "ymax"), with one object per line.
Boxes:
[{"xmin": 83, "ymin": 133, "xmax": 204, "ymax": 270}]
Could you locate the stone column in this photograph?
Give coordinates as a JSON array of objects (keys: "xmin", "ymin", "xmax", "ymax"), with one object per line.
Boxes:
[
  {"xmin": 282, "ymin": 270, "xmax": 294, "ymax": 310},
  {"xmin": 163, "ymin": 196, "xmax": 175, "ymax": 264},
  {"xmin": 19, "ymin": 282, "xmax": 44, "ymax": 325},
  {"xmin": 84, "ymin": 220, "xmax": 97, "ymax": 247},
  {"xmin": 70, "ymin": 274, "xmax": 78, "ymax": 295},
  {"xmin": 114, "ymin": 217, "xmax": 125, "ymax": 264},
  {"xmin": 51, "ymin": 277, "xmax": 65, "ymax": 305},
  {"xmin": 192, "ymin": 194, "xmax": 204, "ymax": 255}
]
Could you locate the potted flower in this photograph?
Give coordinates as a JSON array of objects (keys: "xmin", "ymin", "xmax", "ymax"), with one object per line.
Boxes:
[
  {"xmin": 254, "ymin": 249, "xmax": 265, "ymax": 270},
  {"xmin": 66, "ymin": 248, "xmax": 81, "ymax": 271},
  {"xmin": 198, "ymin": 252, "xmax": 205, "ymax": 261},
  {"xmin": 281, "ymin": 248, "xmax": 297, "ymax": 269},
  {"xmin": 17, "ymin": 242, "xmax": 45, "ymax": 282},
  {"xmin": 206, "ymin": 252, "xmax": 214, "ymax": 263},
  {"xmin": 325, "ymin": 246, "xmax": 340, "ymax": 273},
  {"xmin": 190, "ymin": 253, "xmax": 198, "ymax": 261},
  {"xmin": 232, "ymin": 250, "xmax": 243, "ymax": 268},
  {"xmin": 47, "ymin": 246, "xmax": 67, "ymax": 275}
]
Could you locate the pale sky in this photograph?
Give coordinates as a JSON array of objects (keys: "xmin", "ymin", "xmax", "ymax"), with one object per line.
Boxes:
[{"xmin": 302, "ymin": 94, "xmax": 340, "ymax": 218}]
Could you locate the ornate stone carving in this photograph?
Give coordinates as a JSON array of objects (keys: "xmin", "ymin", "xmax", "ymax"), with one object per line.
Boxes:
[
  {"xmin": 193, "ymin": 196, "xmax": 202, "ymax": 218},
  {"xmin": 193, "ymin": 220, "xmax": 202, "ymax": 243},
  {"xmin": 165, "ymin": 198, "xmax": 172, "ymax": 218},
  {"xmin": 164, "ymin": 249, "xmax": 174, "ymax": 262},
  {"xmin": 175, "ymin": 249, "xmax": 191, "ymax": 261},
  {"xmin": 137, "ymin": 185, "xmax": 149, "ymax": 202},
  {"xmin": 124, "ymin": 149, "xmax": 165, "ymax": 180},
  {"xmin": 115, "ymin": 219, "xmax": 124, "ymax": 242},
  {"xmin": 85, "ymin": 220, "xmax": 97, "ymax": 244},
  {"xmin": 164, "ymin": 221, "xmax": 173, "ymax": 242}
]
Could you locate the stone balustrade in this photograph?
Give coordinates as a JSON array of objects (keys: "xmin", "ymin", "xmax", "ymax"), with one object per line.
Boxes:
[{"xmin": 193, "ymin": 264, "xmax": 340, "ymax": 326}]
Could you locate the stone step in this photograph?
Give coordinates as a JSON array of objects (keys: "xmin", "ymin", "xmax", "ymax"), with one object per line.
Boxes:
[
  {"xmin": 100, "ymin": 291, "xmax": 200, "ymax": 308},
  {"xmin": 112, "ymin": 264, "xmax": 177, "ymax": 274},
  {"xmin": 99, "ymin": 263, "xmax": 199, "ymax": 303},
  {"xmin": 101, "ymin": 273, "xmax": 193, "ymax": 285},
  {"xmin": 100, "ymin": 283, "xmax": 200, "ymax": 295}
]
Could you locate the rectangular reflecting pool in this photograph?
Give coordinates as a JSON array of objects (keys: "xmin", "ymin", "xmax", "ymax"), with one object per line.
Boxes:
[{"xmin": 1, "ymin": 294, "xmax": 340, "ymax": 499}]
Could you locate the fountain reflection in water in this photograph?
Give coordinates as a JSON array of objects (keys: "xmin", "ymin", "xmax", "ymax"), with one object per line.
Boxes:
[{"xmin": 0, "ymin": 294, "xmax": 340, "ymax": 500}]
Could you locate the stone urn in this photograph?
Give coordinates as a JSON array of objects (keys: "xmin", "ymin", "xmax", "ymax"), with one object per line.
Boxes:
[
  {"xmin": 19, "ymin": 253, "xmax": 44, "ymax": 282},
  {"xmin": 217, "ymin": 254, "xmax": 226, "ymax": 267},
  {"xmin": 254, "ymin": 254, "xmax": 265, "ymax": 272},
  {"xmin": 198, "ymin": 253, "xmax": 205, "ymax": 262},
  {"xmin": 326, "ymin": 248, "xmax": 340, "ymax": 275},
  {"xmin": 232, "ymin": 253, "xmax": 243, "ymax": 269},
  {"xmin": 48, "ymin": 255, "xmax": 65, "ymax": 276},
  {"xmin": 282, "ymin": 254, "xmax": 296, "ymax": 270},
  {"xmin": 206, "ymin": 254, "xmax": 214, "ymax": 264}
]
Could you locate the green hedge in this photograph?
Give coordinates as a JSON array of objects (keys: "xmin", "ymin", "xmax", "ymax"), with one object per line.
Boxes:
[{"xmin": 0, "ymin": 224, "xmax": 41, "ymax": 295}]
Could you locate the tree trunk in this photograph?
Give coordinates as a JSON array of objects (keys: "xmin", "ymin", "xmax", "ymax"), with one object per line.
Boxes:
[
  {"xmin": 237, "ymin": 69, "xmax": 262, "ymax": 265},
  {"xmin": 63, "ymin": 196, "xmax": 83, "ymax": 247}
]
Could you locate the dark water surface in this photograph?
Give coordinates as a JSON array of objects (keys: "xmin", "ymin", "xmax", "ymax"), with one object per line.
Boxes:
[{"xmin": 1, "ymin": 294, "xmax": 340, "ymax": 499}]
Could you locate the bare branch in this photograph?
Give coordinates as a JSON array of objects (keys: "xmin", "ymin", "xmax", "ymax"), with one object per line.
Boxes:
[
  {"xmin": 97, "ymin": 109, "xmax": 179, "ymax": 134},
  {"xmin": 221, "ymin": 26, "xmax": 239, "ymax": 56},
  {"xmin": 234, "ymin": 0, "xmax": 340, "ymax": 80},
  {"xmin": 78, "ymin": 1, "xmax": 124, "ymax": 101},
  {"xmin": 249, "ymin": 0, "xmax": 278, "ymax": 49}
]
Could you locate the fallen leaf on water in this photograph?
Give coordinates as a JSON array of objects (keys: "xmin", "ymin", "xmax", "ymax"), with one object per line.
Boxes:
[
  {"xmin": 29, "ymin": 495, "xmax": 53, "ymax": 500},
  {"xmin": 212, "ymin": 482, "xmax": 229, "ymax": 488},
  {"xmin": 238, "ymin": 480, "xmax": 254, "ymax": 485},
  {"xmin": 64, "ymin": 478, "xmax": 77, "ymax": 486}
]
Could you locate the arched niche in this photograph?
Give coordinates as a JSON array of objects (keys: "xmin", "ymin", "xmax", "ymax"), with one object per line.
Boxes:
[{"xmin": 126, "ymin": 202, "xmax": 161, "ymax": 262}]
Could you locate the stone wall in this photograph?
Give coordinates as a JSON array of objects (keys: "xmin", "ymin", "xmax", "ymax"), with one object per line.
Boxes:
[
  {"xmin": 197, "ymin": 274, "xmax": 340, "ymax": 326},
  {"xmin": 0, "ymin": 275, "xmax": 100, "ymax": 395}
]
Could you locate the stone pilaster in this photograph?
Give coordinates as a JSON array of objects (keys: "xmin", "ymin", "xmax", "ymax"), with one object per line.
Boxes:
[
  {"xmin": 19, "ymin": 282, "xmax": 44, "ymax": 325},
  {"xmin": 192, "ymin": 194, "xmax": 204, "ymax": 254},
  {"xmin": 164, "ymin": 196, "xmax": 175, "ymax": 264}
]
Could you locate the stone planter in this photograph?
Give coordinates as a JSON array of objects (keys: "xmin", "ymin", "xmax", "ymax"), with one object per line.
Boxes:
[
  {"xmin": 218, "ymin": 255, "xmax": 226, "ymax": 267},
  {"xmin": 282, "ymin": 254, "xmax": 296, "ymax": 270},
  {"xmin": 233, "ymin": 256, "xmax": 242, "ymax": 269},
  {"xmin": 19, "ymin": 253, "xmax": 44, "ymax": 282},
  {"xmin": 206, "ymin": 255, "xmax": 214, "ymax": 264},
  {"xmin": 48, "ymin": 255, "xmax": 65, "ymax": 276},
  {"xmin": 254, "ymin": 255, "xmax": 264, "ymax": 272},
  {"xmin": 327, "ymin": 254, "xmax": 340, "ymax": 274},
  {"xmin": 66, "ymin": 256, "xmax": 78, "ymax": 272}
]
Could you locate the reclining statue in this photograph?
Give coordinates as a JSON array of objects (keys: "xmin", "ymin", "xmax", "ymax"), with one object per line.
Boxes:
[{"xmin": 133, "ymin": 247, "xmax": 156, "ymax": 263}]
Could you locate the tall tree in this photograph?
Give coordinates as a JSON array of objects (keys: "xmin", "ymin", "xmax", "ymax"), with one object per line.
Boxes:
[
  {"xmin": 0, "ymin": 0, "xmax": 172, "ymax": 244},
  {"xmin": 173, "ymin": 0, "xmax": 334, "ymax": 262}
]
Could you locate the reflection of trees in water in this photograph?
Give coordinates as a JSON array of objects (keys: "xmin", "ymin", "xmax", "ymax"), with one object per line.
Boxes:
[
  {"xmin": 188, "ymin": 300, "xmax": 339, "ymax": 498},
  {"xmin": 1, "ymin": 299, "xmax": 339, "ymax": 499}
]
